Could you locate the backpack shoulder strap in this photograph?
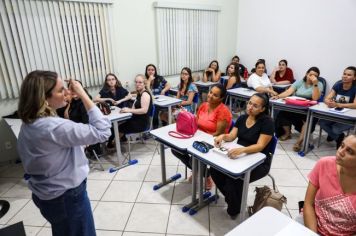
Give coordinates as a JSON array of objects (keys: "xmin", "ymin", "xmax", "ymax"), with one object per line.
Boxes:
[{"xmin": 168, "ymin": 131, "xmax": 193, "ymax": 139}]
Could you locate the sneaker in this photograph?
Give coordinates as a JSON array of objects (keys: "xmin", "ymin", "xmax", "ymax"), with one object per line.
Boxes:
[
  {"xmin": 326, "ymin": 135, "xmax": 334, "ymax": 142},
  {"xmin": 336, "ymin": 133, "xmax": 345, "ymax": 149},
  {"xmin": 205, "ymin": 176, "xmax": 214, "ymax": 190}
]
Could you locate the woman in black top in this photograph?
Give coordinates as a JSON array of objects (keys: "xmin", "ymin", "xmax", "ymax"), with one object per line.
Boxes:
[
  {"xmin": 212, "ymin": 93, "xmax": 275, "ymax": 219},
  {"xmin": 94, "ymin": 73, "xmax": 131, "ymax": 108},
  {"xmin": 119, "ymin": 74, "xmax": 153, "ymax": 136}
]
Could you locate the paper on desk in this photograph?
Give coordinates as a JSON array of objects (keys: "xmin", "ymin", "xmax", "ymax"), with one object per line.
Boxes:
[
  {"xmin": 156, "ymin": 98, "xmax": 167, "ymax": 102},
  {"xmin": 329, "ymin": 108, "xmax": 350, "ymax": 113},
  {"xmin": 212, "ymin": 141, "xmax": 246, "ymax": 158},
  {"xmin": 285, "ymin": 96, "xmax": 307, "ymax": 100}
]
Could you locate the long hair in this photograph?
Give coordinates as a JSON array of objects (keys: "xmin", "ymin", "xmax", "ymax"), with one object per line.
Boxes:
[
  {"xmin": 179, "ymin": 67, "xmax": 193, "ymax": 95},
  {"xmin": 208, "ymin": 60, "xmax": 219, "ymax": 73},
  {"xmin": 210, "ymin": 83, "xmax": 227, "ymax": 101},
  {"xmin": 251, "ymin": 92, "xmax": 270, "ymax": 119},
  {"xmin": 103, "ymin": 73, "xmax": 122, "ymax": 91},
  {"xmin": 345, "ymin": 66, "xmax": 356, "ymax": 85},
  {"xmin": 18, "ymin": 70, "xmax": 58, "ymax": 124},
  {"xmin": 226, "ymin": 62, "xmax": 241, "ymax": 84},
  {"xmin": 145, "ymin": 64, "xmax": 158, "ymax": 79},
  {"xmin": 303, "ymin": 67, "xmax": 320, "ymax": 82}
]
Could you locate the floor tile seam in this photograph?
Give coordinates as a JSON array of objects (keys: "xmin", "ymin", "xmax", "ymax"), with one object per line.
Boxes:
[{"xmin": 2, "ymin": 198, "xmax": 31, "ymax": 225}]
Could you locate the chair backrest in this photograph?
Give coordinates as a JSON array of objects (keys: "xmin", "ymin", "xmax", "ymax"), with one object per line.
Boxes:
[
  {"xmin": 228, "ymin": 119, "xmax": 235, "ymax": 132},
  {"xmin": 317, "ymin": 77, "xmax": 327, "ymax": 102},
  {"xmin": 192, "ymin": 92, "xmax": 199, "ymax": 113},
  {"xmin": 268, "ymin": 136, "xmax": 278, "ymax": 157},
  {"xmin": 148, "ymin": 105, "xmax": 156, "ymax": 130}
]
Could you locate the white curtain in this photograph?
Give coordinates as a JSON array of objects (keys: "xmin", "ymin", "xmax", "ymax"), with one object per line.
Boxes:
[
  {"xmin": 155, "ymin": 3, "xmax": 219, "ymax": 76},
  {"xmin": 0, "ymin": 0, "xmax": 113, "ymax": 99}
]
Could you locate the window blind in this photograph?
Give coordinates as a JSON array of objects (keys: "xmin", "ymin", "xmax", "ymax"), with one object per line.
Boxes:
[
  {"xmin": 154, "ymin": 2, "xmax": 220, "ymax": 76},
  {"xmin": 0, "ymin": 0, "xmax": 113, "ymax": 100}
]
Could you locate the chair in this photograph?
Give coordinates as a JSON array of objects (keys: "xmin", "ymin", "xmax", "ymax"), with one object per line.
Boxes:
[
  {"xmin": 126, "ymin": 105, "xmax": 156, "ymax": 161},
  {"xmin": 317, "ymin": 76, "xmax": 327, "ymax": 102},
  {"xmin": 192, "ymin": 92, "xmax": 199, "ymax": 114}
]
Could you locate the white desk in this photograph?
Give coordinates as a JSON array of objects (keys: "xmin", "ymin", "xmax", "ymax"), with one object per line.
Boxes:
[
  {"xmin": 272, "ymin": 84, "xmax": 291, "ymax": 90},
  {"xmin": 225, "ymin": 207, "xmax": 318, "ymax": 236},
  {"xmin": 153, "ymin": 95, "xmax": 181, "ymax": 124},
  {"xmin": 304, "ymin": 103, "xmax": 356, "ymax": 154},
  {"xmin": 270, "ymin": 99, "xmax": 311, "ymax": 156},
  {"xmin": 150, "ymin": 124, "xmax": 212, "ymax": 210},
  {"xmin": 106, "ymin": 108, "xmax": 133, "ymax": 170},
  {"xmin": 194, "ymin": 80, "xmax": 219, "ymax": 90},
  {"xmin": 187, "ymin": 139, "xmax": 266, "ymax": 222},
  {"xmin": 227, "ymin": 87, "xmax": 257, "ymax": 111}
]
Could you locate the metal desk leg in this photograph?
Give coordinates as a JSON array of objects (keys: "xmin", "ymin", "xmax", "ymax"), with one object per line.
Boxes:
[
  {"xmin": 109, "ymin": 121, "xmax": 138, "ymax": 173},
  {"xmin": 168, "ymin": 106, "xmax": 172, "ymax": 124},
  {"xmin": 300, "ymin": 110, "xmax": 312, "ymax": 156},
  {"xmin": 188, "ymin": 160, "xmax": 215, "ymax": 215},
  {"xmin": 153, "ymin": 143, "xmax": 181, "ymax": 190},
  {"xmin": 182, "ymin": 156, "xmax": 199, "ymax": 212},
  {"xmin": 238, "ymin": 171, "xmax": 251, "ymax": 223},
  {"xmin": 229, "ymin": 95, "xmax": 232, "ymax": 111}
]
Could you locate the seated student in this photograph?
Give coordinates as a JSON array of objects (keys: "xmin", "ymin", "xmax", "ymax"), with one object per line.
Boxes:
[
  {"xmin": 247, "ymin": 61, "xmax": 277, "ymax": 96},
  {"xmin": 145, "ymin": 64, "xmax": 171, "ymax": 129},
  {"xmin": 224, "ymin": 62, "xmax": 241, "ymax": 90},
  {"xmin": 119, "ymin": 74, "xmax": 153, "ymax": 139},
  {"xmin": 231, "ymin": 55, "xmax": 247, "ymax": 77},
  {"xmin": 301, "ymin": 134, "xmax": 356, "ymax": 235},
  {"xmin": 203, "ymin": 60, "xmax": 221, "ymax": 83},
  {"xmin": 94, "ymin": 73, "xmax": 132, "ymax": 148},
  {"xmin": 212, "ymin": 93, "xmax": 274, "ymax": 219},
  {"xmin": 270, "ymin": 59, "xmax": 295, "ymax": 85},
  {"xmin": 250, "ymin": 59, "xmax": 267, "ymax": 74},
  {"xmin": 171, "ymin": 84, "xmax": 232, "ymax": 189},
  {"xmin": 319, "ymin": 66, "xmax": 356, "ymax": 149},
  {"xmin": 94, "ymin": 73, "xmax": 132, "ymax": 108},
  {"xmin": 160, "ymin": 67, "xmax": 198, "ymax": 123},
  {"xmin": 272, "ymin": 67, "xmax": 323, "ymax": 152}
]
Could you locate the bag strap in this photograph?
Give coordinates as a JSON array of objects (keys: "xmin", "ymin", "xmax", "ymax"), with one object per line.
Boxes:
[
  {"xmin": 0, "ymin": 200, "xmax": 10, "ymax": 219},
  {"xmin": 168, "ymin": 131, "xmax": 193, "ymax": 139}
]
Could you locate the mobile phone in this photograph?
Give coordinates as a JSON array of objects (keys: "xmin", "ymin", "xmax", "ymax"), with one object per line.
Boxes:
[
  {"xmin": 201, "ymin": 141, "xmax": 214, "ymax": 149},
  {"xmin": 219, "ymin": 147, "xmax": 228, "ymax": 152},
  {"xmin": 335, "ymin": 107, "xmax": 344, "ymax": 111}
]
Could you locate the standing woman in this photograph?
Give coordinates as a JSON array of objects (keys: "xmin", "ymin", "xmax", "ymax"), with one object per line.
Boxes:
[
  {"xmin": 119, "ymin": 74, "xmax": 153, "ymax": 137},
  {"xmin": 212, "ymin": 93, "xmax": 274, "ymax": 218},
  {"xmin": 247, "ymin": 61, "xmax": 277, "ymax": 96},
  {"xmin": 203, "ymin": 60, "xmax": 221, "ymax": 82},
  {"xmin": 270, "ymin": 59, "xmax": 295, "ymax": 85},
  {"xmin": 225, "ymin": 63, "xmax": 241, "ymax": 90},
  {"xmin": 145, "ymin": 64, "xmax": 170, "ymax": 129},
  {"xmin": 17, "ymin": 71, "xmax": 111, "ymax": 236},
  {"xmin": 272, "ymin": 67, "xmax": 323, "ymax": 151},
  {"xmin": 94, "ymin": 73, "xmax": 132, "ymax": 108}
]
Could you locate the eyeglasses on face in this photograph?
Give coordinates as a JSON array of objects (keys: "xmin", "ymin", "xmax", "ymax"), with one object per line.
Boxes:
[{"xmin": 247, "ymin": 100, "xmax": 262, "ymax": 109}]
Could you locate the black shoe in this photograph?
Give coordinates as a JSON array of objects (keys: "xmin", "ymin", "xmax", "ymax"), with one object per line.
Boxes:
[
  {"xmin": 106, "ymin": 141, "xmax": 115, "ymax": 149},
  {"xmin": 326, "ymin": 135, "xmax": 334, "ymax": 142},
  {"xmin": 120, "ymin": 135, "xmax": 128, "ymax": 142},
  {"xmin": 336, "ymin": 133, "xmax": 345, "ymax": 149}
]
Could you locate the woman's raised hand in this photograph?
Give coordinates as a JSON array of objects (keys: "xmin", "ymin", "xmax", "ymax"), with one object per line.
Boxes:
[
  {"xmin": 67, "ymin": 79, "xmax": 86, "ymax": 99},
  {"xmin": 214, "ymin": 134, "xmax": 224, "ymax": 147}
]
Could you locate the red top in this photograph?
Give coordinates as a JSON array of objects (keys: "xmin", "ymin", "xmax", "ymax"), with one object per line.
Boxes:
[
  {"xmin": 196, "ymin": 102, "xmax": 232, "ymax": 135},
  {"xmin": 275, "ymin": 67, "xmax": 294, "ymax": 83}
]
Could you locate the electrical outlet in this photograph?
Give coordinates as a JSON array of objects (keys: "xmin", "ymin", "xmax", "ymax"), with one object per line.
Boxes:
[{"xmin": 4, "ymin": 141, "xmax": 12, "ymax": 150}]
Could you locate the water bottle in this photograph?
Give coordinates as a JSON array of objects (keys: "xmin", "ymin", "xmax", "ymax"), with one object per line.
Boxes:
[{"xmin": 243, "ymin": 68, "xmax": 248, "ymax": 80}]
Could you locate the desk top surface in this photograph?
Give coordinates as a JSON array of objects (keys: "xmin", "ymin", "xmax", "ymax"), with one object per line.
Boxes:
[
  {"xmin": 194, "ymin": 81, "xmax": 219, "ymax": 87},
  {"xmin": 270, "ymin": 98, "xmax": 310, "ymax": 111},
  {"xmin": 187, "ymin": 139, "xmax": 265, "ymax": 177},
  {"xmin": 153, "ymin": 95, "xmax": 182, "ymax": 107},
  {"xmin": 309, "ymin": 102, "xmax": 356, "ymax": 119},
  {"xmin": 150, "ymin": 124, "xmax": 211, "ymax": 150},
  {"xmin": 227, "ymin": 87, "xmax": 257, "ymax": 97},
  {"xmin": 225, "ymin": 207, "xmax": 318, "ymax": 236},
  {"xmin": 106, "ymin": 107, "xmax": 132, "ymax": 122},
  {"xmin": 272, "ymin": 84, "xmax": 291, "ymax": 89}
]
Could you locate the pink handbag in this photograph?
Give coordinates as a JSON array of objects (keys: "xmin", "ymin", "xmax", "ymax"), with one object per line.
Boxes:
[
  {"xmin": 168, "ymin": 111, "xmax": 197, "ymax": 139},
  {"xmin": 285, "ymin": 98, "xmax": 317, "ymax": 107}
]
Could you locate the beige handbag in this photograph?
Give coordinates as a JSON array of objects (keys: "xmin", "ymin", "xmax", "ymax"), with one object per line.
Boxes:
[{"xmin": 248, "ymin": 174, "xmax": 287, "ymax": 216}]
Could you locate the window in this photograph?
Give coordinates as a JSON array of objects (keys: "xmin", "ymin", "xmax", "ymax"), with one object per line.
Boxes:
[
  {"xmin": 154, "ymin": 2, "xmax": 220, "ymax": 76},
  {"xmin": 0, "ymin": 0, "xmax": 113, "ymax": 100}
]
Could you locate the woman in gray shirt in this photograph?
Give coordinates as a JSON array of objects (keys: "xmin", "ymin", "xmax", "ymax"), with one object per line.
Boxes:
[{"xmin": 17, "ymin": 70, "xmax": 111, "ymax": 236}]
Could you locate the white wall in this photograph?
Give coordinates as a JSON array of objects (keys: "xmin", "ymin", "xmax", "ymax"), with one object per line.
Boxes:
[{"xmin": 236, "ymin": 0, "xmax": 356, "ymax": 91}]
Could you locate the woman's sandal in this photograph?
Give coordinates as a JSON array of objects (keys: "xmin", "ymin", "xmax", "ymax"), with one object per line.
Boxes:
[
  {"xmin": 293, "ymin": 142, "xmax": 302, "ymax": 152},
  {"xmin": 279, "ymin": 134, "xmax": 291, "ymax": 141}
]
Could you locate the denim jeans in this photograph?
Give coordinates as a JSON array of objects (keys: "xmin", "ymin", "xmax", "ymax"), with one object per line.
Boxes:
[
  {"xmin": 32, "ymin": 179, "xmax": 96, "ymax": 236},
  {"xmin": 319, "ymin": 120, "xmax": 352, "ymax": 140}
]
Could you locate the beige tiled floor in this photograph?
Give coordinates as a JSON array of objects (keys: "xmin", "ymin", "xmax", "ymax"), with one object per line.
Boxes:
[{"xmin": 0, "ymin": 133, "xmax": 338, "ymax": 236}]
